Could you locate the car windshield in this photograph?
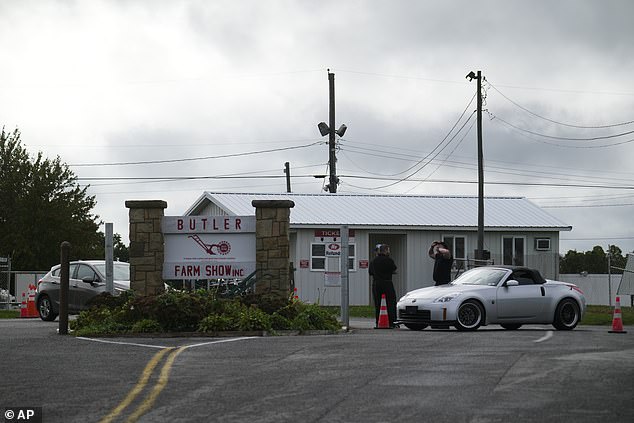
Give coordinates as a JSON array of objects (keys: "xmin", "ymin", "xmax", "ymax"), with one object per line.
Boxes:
[
  {"xmin": 94, "ymin": 263, "xmax": 130, "ymax": 281},
  {"xmin": 452, "ymin": 267, "xmax": 508, "ymax": 286}
]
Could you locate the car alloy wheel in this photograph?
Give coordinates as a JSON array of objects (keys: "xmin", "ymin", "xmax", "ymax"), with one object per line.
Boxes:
[
  {"xmin": 455, "ymin": 300, "xmax": 483, "ymax": 331},
  {"xmin": 38, "ymin": 295, "xmax": 58, "ymax": 322},
  {"xmin": 553, "ymin": 299, "xmax": 580, "ymax": 330}
]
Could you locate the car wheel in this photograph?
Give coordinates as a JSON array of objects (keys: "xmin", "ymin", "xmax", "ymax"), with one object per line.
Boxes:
[
  {"xmin": 404, "ymin": 323, "xmax": 428, "ymax": 331},
  {"xmin": 500, "ymin": 324, "xmax": 522, "ymax": 330},
  {"xmin": 38, "ymin": 295, "xmax": 58, "ymax": 322},
  {"xmin": 553, "ymin": 298, "xmax": 580, "ymax": 330},
  {"xmin": 455, "ymin": 300, "xmax": 483, "ymax": 331}
]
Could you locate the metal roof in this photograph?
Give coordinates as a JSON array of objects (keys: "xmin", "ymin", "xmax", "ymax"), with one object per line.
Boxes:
[{"xmin": 186, "ymin": 192, "xmax": 571, "ymax": 231}]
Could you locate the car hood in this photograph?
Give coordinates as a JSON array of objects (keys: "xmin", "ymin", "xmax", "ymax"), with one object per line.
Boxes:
[{"xmin": 400, "ymin": 283, "xmax": 492, "ymax": 301}]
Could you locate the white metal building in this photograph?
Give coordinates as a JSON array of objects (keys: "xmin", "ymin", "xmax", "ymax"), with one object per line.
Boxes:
[{"xmin": 185, "ymin": 192, "xmax": 571, "ymax": 306}]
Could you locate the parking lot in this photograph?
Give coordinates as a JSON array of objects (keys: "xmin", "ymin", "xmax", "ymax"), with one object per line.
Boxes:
[{"xmin": 1, "ymin": 318, "xmax": 633, "ymax": 423}]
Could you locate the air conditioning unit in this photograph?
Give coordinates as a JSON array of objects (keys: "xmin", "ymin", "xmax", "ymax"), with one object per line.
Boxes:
[{"xmin": 535, "ymin": 238, "xmax": 551, "ymax": 251}]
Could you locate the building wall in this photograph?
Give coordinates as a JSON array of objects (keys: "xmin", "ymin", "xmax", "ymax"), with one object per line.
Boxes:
[
  {"xmin": 193, "ymin": 200, "xmax": 562, "ymax": 305},
  {"xmin": 292, "ymin": 228, "xmax": 561, "ymax": 306},
  {"xmin": 559, "ymin": 274, "xmax": 632, "ymax": 306}
]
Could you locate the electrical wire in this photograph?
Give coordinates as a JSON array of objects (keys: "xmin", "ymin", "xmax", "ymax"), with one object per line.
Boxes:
[
  {"xmin": 490, "ymin": 114, "xmax": 634, "ymax": 149},
  {"xmin": 336, "ymin": 175, "xmax": 634, "ymax": 190},
  {"xmin": 339, "ymin": 92, "xmax": 477, "ymax": 178},
  {"xmin": 363, "ymin": 111, "xmax": 476, "ymax": 190},
  {"xmin": 487, "ymin": 80, "xmax": 634, "ymax": 129},
  {"xmin": 490, "ymin": 113, "xmax": 634, "ymax": 141},
  {"xmin": 339, "ymin": 142, "xmax": 634, "ymax": 187},
  {"xmin": 69, "ymin": 141, "xmax": 323, "ymax": 167},
  {"xmin": 404, "ymin": 117, "xmax": 477, "ymax": 193}
]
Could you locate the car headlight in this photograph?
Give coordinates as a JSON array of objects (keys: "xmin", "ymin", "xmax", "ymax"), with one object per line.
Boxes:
[
  {"xmin": 434, "ymin": 293, "xmax": 461, "ymax": 303},
  {"xmin": 398, "ymin": 293, "xmax": 411, "ymax": 302}
]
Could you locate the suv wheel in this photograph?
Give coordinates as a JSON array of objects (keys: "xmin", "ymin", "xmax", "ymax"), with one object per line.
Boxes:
[{"xmin": 38, "ymin": 295, "xmax": 58, "ymax": 321}]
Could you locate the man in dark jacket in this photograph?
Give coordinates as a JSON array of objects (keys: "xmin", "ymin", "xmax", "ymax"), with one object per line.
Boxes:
[
  {"xmin": 429, "ymin": 241, "xmax": 453, "ymax": 285},
  {"xmin": 369, "ymin": 244, "xmax": 397, "ymax": 328}
]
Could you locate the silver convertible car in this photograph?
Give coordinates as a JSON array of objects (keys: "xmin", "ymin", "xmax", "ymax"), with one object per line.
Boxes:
[{"xmin": 396, "ymin": 266, "xmax": 586, "ymax": 331}]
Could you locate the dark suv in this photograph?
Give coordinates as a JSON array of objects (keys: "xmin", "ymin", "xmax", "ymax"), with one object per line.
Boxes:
[{"xmin": 36, "ymin": 260, "xmax": 130, "ymax": 321}]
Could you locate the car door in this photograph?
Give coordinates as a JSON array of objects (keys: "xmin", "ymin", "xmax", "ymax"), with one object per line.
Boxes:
[
  {"xmin": 64, "ymin": 264, "xmax": 80, "ymax": 311},
  {"xmin": 73, "ymin": 264, "xmax": 101, "ymax": 310},
  {"xmin": 495, "ymin": 270, "xmax": 549, "ymax": 321}
]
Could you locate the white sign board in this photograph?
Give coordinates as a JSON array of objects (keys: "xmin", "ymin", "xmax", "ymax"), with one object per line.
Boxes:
[{"xmin": 162, "ymin": 216, "xmax": 256, "ymax": 280}]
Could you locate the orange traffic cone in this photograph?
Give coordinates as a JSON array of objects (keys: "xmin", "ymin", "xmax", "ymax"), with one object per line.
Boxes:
[
  {"xmin": 27, "ymin": 285, "xmax": 38, "ymax": 318},
  {"xmin": 377, "ymin": 294, "xmax": 390, "ymax": 329},
  {"xmin": 20, "ymin": 292, "xmax": 27, "ymax": 318},
  {"xmin": 609, "ymin": 296, "xmax": 627, "ymax": 334}
]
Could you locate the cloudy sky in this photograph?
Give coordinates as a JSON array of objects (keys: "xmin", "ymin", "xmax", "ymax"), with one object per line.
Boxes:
[{"xmin": 1, "ymin": 0, "xmax": 633, "ymax": 255}]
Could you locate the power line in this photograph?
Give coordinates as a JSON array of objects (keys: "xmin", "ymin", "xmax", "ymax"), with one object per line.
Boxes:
[
  {"xmin": 339, "ymin": 146, "xmax": 634, "ymax": 187},
  {"xmin": 336, "ymin": 175, "xmax": 634, "ymax": 190},
  {"xmin": 540, "ymin": 203, "xmax": 634, "ymax": 208},
  {"xmin": 487, "ymin": 80, "xmax": 634, "ymax": 128},
  {"xmin": 339, "ymin": 92, "xmax": 477, "ymax": 179},
  {"xmin": 490, "ymin": 113, "xmax": 634, "ymax": 141},
  {"xmin": 404, "ymin": 117, "xmax": 477, "ymax": 193},
  {"xmin": 355, "ymin": 111, "xmax": 476, "ymax": 190},
  {"xmin": 69, "ymin": 141, "xmax": 322, "ymax": 167},
  {"xmin": 333, "ymin": 69, "xmax": 634, "ymax": 96},
  {"xmin": 342, "ymin": 140, "xmax": 634, "ymax": 179}
]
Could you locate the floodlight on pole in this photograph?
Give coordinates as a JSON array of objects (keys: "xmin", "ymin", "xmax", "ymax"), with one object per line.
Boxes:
[{"xmin": 318, "ymin": 122, "xmax": 330, "ymax": 137}]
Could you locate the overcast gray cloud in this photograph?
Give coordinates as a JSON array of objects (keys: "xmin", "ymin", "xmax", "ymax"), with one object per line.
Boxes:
[{"xmin": 1, "ymin": 0, "xmax": 633, "ymax": 255}]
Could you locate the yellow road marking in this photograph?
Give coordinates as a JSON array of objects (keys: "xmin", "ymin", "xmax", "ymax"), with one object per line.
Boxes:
[
  {"xmin": 126, "ymin": 347, "xmax": 186, "ymax": 423},
  {"xmin": 98, "ymin": 337, "xmax": 256, "ymax": 422},
  {"xmin": 99, "ymin": 347, "xmax": 173, "ymax": 423}
]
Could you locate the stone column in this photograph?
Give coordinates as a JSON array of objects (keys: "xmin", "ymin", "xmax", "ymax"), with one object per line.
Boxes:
[
  {"xmin": 125, "ymin": 200, "xmax": 167, "ymax": 296},
  {"xmin": 252, "ymin": 200, "xmax": 295, "ymax": 296}
]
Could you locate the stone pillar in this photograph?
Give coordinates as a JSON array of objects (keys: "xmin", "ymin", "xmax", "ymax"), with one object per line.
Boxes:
[
  {"xmin": 125, "ymin": 200, "xmax": 167, "ymax": 296},
  {"xmin": 252, "ymin": 200, "xmax": 295, "ymax": 296}
]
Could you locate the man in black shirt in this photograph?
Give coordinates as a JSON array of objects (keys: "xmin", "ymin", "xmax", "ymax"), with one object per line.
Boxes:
[
  {"xmin": 369, "ymin": 244, "xmax": 398, "ymax": 328},
  {"xmin": 429, "ymin": 241, "xmax": 453, "ymax": 285}
]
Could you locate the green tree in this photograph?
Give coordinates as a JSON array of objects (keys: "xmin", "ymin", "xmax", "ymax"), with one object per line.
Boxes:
[
  {"xmin": 92, "ymin": 231, "xmax": 130, "ymax": 262},
  {"xmin": 559, "ymin": 245, "xmax": 627, "ymax": 274},
  {"xmin": 0, "ymin": 128, "xmax": 102, "ymax": 270}
]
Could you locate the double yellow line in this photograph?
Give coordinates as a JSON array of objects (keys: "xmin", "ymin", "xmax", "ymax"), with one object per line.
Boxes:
[
  {"xmin": 95, "ymin": 337, "xmax": 255, "ymax": 423},
  {"xmin": 99, "ymin": 346, "xmax": 185, "ymax": 423}
]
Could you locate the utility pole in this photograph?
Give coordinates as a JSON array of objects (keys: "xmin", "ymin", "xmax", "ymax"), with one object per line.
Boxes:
[
  {"xmin": 467, "ymin": 70, "xmax": 485, "ymax": 262},
  {"xmin": 284, "ymin": 162, "xmax": 291, "ymax": 193},
  {"xmin": 328, "ymin": 71, "xmax": 337, "ymax": 193},
  {"xmin": 317, "ymin": 70, "xmax": 347, "ymax": 192},
  {"xmin": 604, "ymin": 245, "xmax": 608, "ymax": 308},
  {"xmin": 477, "ymin": 70, "xmax": 484, "ymax": 262}
]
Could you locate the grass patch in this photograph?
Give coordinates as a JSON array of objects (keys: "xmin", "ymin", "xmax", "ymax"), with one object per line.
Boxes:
[
  {"xmin": 323, "ymin": 305, "xmax": 375, "ymax": 319},
  {"xmin": 582, "ymin": 305, "xmax": 633, "ymax": 326},
  {"xmin": 0, "ymin": 309, "xmax": 20, "ymax": 319},
  {"xmin": 328, "ymin": 304, "xmax": 634, "ymax": 326}
]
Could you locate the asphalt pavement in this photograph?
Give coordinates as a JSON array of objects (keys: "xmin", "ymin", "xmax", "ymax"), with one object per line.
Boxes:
[{"xmin": 1, "ymin": 318, "xmax": 633, "ymax": 423}]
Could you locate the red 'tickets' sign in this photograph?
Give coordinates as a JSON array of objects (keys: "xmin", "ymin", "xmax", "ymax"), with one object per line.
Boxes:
[
  {"xmin": 359, "ymin": 260, "xmax": 369, "ymax": 269},
  {"xmin": 314, "ymin": 229, "xmax": 355, "ymax": 238}
]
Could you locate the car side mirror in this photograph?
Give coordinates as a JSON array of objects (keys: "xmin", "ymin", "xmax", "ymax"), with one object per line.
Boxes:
[
  {"xmin": 505, "ymin": 280, "xmax": 519, "ymax": 287},
  {"xmin": 82, "ymin": 276, "xmax": 96, "ymax": 284}
]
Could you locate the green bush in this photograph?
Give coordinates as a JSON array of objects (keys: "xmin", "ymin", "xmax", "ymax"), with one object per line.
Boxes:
[
  {"xmin": 270, "ymin": 313, "xmax": 293, "ymax": 330},
  {"xmin": 71, "ymin": 289, "xmax": 341, "ymax": 336},
  {"xmin": 70, "ymin": 307, "xmax": 134, "ymax": 336},
  {"xmin": 290, "ymin": 303, "xmax": 341, "ymax": 332},
  {"xmin": 131, "ymin": 319, "xmax": 163, "ymax": 333}
]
